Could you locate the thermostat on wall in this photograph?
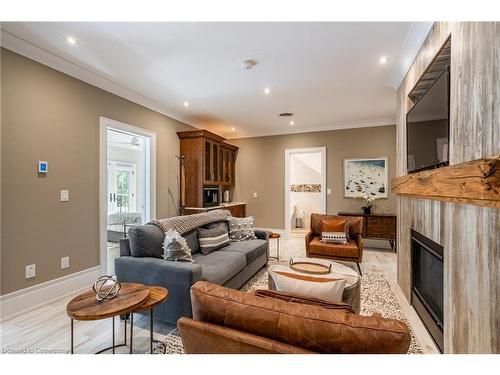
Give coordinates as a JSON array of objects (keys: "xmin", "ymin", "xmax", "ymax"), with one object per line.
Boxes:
[{"xmin": 38, "ymin": 161, "xmax": 48, "ymax": 173}]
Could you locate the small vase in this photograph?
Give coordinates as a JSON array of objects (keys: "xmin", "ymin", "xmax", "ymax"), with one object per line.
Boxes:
[{"xmin": 362, "ymin": 206, "xmax": 372, "ymax": 215}]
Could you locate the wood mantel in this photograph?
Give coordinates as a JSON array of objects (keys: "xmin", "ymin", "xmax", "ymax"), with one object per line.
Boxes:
[{"xmin": 391, "ymin": 156, "xmax": 500, "ymax": 208}]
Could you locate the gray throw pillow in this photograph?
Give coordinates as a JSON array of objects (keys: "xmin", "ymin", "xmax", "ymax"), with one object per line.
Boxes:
[
  {"xmin": 197, "ymin": 226, "xmax": 230, "ymax": 255},
  {"xmin": 228, "ymin": 216, "xmax": 257, "ymax": 242},
  {"xmin": 129, "ymin": 224, "xmax": 165, "ymax": 258},
  {"xmin": 163, "ymin": 229, "xmax": 194, "ymax": 262},
  {"xmin": 205, "ymin": 220, "xmax": 229, "ymax": 233}
]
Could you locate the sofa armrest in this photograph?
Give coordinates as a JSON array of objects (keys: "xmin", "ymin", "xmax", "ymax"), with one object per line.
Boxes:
[
  {"xmin": 252, "ymin": 289, "xmax": 355, "ymax": 313},
  {"xmin": 254, "ymin": 229, "xmax": 270, "ymax": 242},
  {"xmin": 115, "ymin": 256, "xmax": 202, "ymax": 289}
]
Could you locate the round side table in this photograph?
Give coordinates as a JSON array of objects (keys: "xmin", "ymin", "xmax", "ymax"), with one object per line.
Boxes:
[
  {"xmin": 269, "ymin": 232, "xmax": 281, "ymax": 261},
  {"xmin": 131, "ymin": 286, "xmax": 169, "ymax": 354},
  {"xmin": 66, "ymin": 283, "xmax": 149, "ymax": 354}
]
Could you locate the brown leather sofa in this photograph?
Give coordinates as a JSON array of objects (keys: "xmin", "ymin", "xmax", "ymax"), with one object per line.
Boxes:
[
  {"xmin": 305, "ymin": 213, "xmax": 364, "ymax": 275},
  {"xmin": 178, "ymin": 281, "xmax": 411, "ymax": 354}
]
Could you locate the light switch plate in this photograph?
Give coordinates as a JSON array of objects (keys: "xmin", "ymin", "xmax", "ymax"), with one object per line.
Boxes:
[
  {"xmin": 61, "ymin": 256, "xmax": 69, "ymax": 269},
  {"xmin": 253, "ymin": 192, "xmax": 258, "ymax": 199},
  {"xmin": 60, "ymin": 190, "xmax": 69, "ymax": 202},
  {"xmin": 25, "ymin": 264, "xmax": 36, "ymax": 279}
]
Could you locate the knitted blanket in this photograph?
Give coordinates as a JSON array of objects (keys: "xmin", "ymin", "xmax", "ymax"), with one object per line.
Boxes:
[{"xmin": 149, "ymin": 209, "xmax": 231, "ymax": 235}]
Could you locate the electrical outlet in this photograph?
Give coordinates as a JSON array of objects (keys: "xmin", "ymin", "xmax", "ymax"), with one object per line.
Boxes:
[
  {"xmin": 25, "ymin": 264, "xmax": 36, "ymax": 279},
  {"xmin": 253, "ymin": 192, "xmax": 258, "ymax": 199},
  {"xmin": 327, "ymin": 188, "xmax": 332, "ymax": 195},
  {"xmin": 60, "ymin": 190, "xmax": 69, "ymax": 202},
  {"xmin": 61, "ymin": 256, "xmax": 70, "ymax": 269}
]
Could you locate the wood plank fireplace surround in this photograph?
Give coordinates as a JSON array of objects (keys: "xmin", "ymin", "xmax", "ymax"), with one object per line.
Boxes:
[{"xmin": 392, "ymin": 22, "xmax": 499, "ymax": 354}]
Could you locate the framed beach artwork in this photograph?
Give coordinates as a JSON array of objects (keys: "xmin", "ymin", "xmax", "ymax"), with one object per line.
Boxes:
[{"xmin": 344, "ymin": 158, "xmax": 388, "ymax": 198}]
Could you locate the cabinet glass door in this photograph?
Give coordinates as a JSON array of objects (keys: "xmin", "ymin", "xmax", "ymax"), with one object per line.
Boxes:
[
  {"xmin": 204, "ymin": 140, "xmax": 211, "ymax": 183},
  {"xmin": 212, "ymin": 143, "xmax": 218, "ymax": 184}
]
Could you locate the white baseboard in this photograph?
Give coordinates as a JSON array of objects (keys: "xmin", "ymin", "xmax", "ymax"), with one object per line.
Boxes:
[{"xmin": 0, "ymin": 266, "xmax": 100, "ymax": 322}]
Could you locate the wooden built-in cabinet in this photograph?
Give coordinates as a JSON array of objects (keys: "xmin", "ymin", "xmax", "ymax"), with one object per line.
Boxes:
[{"xmin": 177, "ymin": 129, "xmax": 238, "ymax": 208}]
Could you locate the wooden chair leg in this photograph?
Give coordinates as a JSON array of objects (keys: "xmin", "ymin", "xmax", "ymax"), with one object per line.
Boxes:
[{"xmin": 356, "ymin": 263, "xmax": 363, "ymax": 276}]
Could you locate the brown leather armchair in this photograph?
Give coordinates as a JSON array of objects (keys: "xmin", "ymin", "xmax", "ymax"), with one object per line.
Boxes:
[
  {"xmin": 178, "ymin": 281, "xmax": 411, "ymax": 354},
  {"xmin": 305, "ymin": 213, "xmax": 364, "ymax": 275}
]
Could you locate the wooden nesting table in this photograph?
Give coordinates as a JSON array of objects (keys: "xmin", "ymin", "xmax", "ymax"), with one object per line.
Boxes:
[{"xmin": 66, "ymin": 283, "xmax": 168, "ymax": 354}]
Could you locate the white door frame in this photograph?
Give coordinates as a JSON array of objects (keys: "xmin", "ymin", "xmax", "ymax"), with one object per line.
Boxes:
[
  {"xmin": 99, "ymin": 117, "xmax": 156, "ymax": 274},
  {"xmin": 284, "ymin": 147, "xmax": 327, "ymax": 238}
]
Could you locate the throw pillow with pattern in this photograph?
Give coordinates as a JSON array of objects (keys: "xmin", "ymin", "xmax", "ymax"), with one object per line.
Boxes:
[
  {"xmin": 163, "ymin": 229, "xmax": 194, "ymax": 262},
  {"xmin": 228, "ymin": 216, "xmax": 257, "ymax": 242},
  {"xmin": 197, "ymin": 226, "xmax": 230, "ymax": 255}
]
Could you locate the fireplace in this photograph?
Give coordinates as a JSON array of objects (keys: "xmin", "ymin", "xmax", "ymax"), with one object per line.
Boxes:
[{"xmin": 411, "ymin": 229, "xmax": 444, "ymax": 353}]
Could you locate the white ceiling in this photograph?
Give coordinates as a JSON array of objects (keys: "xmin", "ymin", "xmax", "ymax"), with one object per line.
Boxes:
[{"xmin": 1, "ymin": 22, "xmax": 432, "ymax": 139}]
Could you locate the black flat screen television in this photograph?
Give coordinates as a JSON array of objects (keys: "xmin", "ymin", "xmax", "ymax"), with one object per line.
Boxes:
[{"xmin": 406, "ymin": 67, "xmax": 450, "ymax": 173}]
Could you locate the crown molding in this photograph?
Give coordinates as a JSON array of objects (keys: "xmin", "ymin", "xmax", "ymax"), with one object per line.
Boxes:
[
  {"xmin": 387, "ymin": 22, "xmax": 434, "ymax": 89},
  {"xmin": 0, "ymin": 29, "xmax": 204, "ymax": 130},
  {"xmin": 226, "ymin": 117, "xmax": 396, "ymax": 140}
]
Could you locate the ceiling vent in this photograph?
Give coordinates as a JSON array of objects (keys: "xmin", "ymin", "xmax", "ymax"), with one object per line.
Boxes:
[
  {"xmin": 241, "ymin": 59, "xmax": 257, "ymax": 70},
  {"xmin": 279, "ymin": 112, "xmax": 294, "ymax": 117}
]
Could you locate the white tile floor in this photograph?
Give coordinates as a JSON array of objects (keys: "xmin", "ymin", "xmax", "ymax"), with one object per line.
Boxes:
[{"xmin": 0, "ymin": 232, "xmax": 439, "ymax": 354}]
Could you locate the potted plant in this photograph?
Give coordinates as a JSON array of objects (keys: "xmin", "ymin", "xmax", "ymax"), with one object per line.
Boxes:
[{"xmin": 355, "ymin": 192, "xmax": 377, "ymax": 214}]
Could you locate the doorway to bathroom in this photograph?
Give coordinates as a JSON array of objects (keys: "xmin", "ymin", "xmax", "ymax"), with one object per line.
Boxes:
[{"xmin": 284, "ymin": 147, "xmax": 327, "ymax": 238}]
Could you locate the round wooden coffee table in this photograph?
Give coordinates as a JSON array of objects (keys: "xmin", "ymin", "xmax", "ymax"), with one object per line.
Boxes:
[{"xmin": 67, "ymin": 283, "xmax": 150, "ymax": 354}]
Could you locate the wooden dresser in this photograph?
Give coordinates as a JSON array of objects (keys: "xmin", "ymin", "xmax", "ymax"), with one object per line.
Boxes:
[{"xmin": 338, "ymin": 212, "xmax": 397, "ymax": 251}]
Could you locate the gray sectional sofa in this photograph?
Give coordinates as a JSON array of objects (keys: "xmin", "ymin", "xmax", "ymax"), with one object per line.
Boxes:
[{"xmin": 115, "ymin": 218, "xmax": 269, "ymax": 324}]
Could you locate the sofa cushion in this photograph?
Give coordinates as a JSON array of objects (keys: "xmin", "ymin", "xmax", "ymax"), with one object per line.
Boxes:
[
  {"xmin": 189, "ymin": 281, "xmax": 412, "ymax": 354},
  {"xmin": 128, "ymin": 224, "xmax": 165, "ymax": 258},
  {"xmin": 184, "ymin": 229, "xmax": 200, "ymax": 255},
  {"xmin": 309, "ymin": 236, "xmax": 360, "ymax": 259},
  {"xmin": 193, "ymin": 251, "xmax": 247, "ymax": 285},
  {"xmin": 220, "ymin": 239, "xmax": 267, "ymax": 264}
]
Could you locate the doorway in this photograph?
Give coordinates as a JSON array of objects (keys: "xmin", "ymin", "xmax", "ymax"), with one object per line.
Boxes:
[
  {"xmin": 284, "ymin": 147, "xmax": 326, "ymax": 238},
  {"xmin": 100, "ymin": 117, "xmax": 156, "ymax": 274}
]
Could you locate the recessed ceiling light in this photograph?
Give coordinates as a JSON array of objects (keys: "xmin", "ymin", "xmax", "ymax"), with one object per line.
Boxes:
[
  {"xmin": 231, "ymin": 127, "xmax": 235, "ymax": 131},
  {"xmin": 264, "ymin": 87, "xmax": 270, "ymax": 95},
  {"xmin": 241, "ymin": 59, "xmax": 257, "ymax": 70},
  {"xmin": 183, "ymin": 101, "xmax": 189, "ymax": 107},
  {"xmin": 66, "ymin": 36, "xmax": 77, "ymax": 45},
  {"xmin": 290, "ymin": 121, "xmax": 295, "ymax": 126},
  {"xmin": 379, "ymin": 56, "xmax": 388, "ymax": 64}
]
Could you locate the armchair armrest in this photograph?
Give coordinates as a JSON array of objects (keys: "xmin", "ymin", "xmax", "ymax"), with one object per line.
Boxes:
[
  {"xmin": 356, "ymin": 233, "xmax": 364, "ymax": 260},
  {"xmin": 305, "ymin": 230, "xmax": 314, "ymax": 253}
]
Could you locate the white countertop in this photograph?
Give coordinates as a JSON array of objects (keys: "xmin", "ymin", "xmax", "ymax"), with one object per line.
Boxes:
[{"xmin": 184, "ymin": 202, "xmax": 246, "ymax": 210}]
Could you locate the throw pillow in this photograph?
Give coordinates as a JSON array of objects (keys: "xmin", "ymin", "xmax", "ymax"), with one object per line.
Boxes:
[
  {"xmin": 197, "ymin": 226, "xmax": 230, "ymax": 255},
  {"xmin": 162, "ymin": 229, "xmax": 194, "ymax": 262},
  {"xmin": 321, "ymin": 231, "xmax": 348, "ymax": 244},
  {"xmin": 320, "ymin": 218, "xmax": 349, "ymax": 233},
  {"xmin": 205, "ymin": 220, "xmax": 229, "ymax": 233},
  {"xmin": 228, "ymin": 216, "xmax": 257, "ymax": 242},
  {"xmin": 128, "ymin": 224, "xmax": 165, "ymax": 258},
  {"xmin": 269, "ymin": 270, "xmax": 347, "ymax": 303}
]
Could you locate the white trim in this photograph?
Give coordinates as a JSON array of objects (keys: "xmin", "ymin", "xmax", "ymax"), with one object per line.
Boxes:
[
  {"xmin": 99, "ymin": 117, "xmax": 157, "ymax": 274},
  {"xmin": 0, "ymin": 266, "xmax": 100, "ymax": 322},
  {"xmin": 387, "ymin": 22, "xmax": 434, "ymax": 89},
  {"xmin": 227, "ymin": 118, "xmax": 395, "ymax": 140},
  {"xmin": 284, "ymin": 147, "xmax": 327, "ymax": 238},
  {"xmin": 0, "ymin": 30, "xmax": 204, "ymax": 130}
]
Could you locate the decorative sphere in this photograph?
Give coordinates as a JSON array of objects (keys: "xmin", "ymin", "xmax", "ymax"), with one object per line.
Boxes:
[{"xmin": 92, "ymin": 275, "xmax": 121, "ymax": 302}]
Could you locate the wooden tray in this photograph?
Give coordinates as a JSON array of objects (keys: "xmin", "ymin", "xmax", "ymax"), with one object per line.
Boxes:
[{"xmin": 288, "ymin": 259, "xmax": 331, "ymax": 275}]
